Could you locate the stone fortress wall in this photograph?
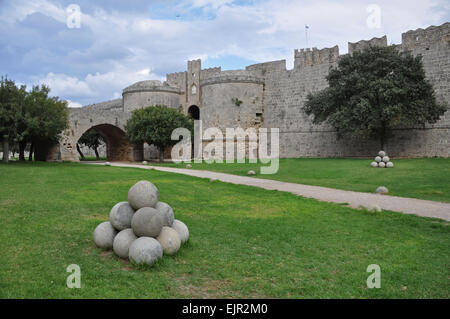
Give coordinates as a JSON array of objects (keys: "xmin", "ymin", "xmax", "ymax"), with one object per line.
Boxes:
[
  {"xmin": 57, "ymin": 22, "xmax": 449, "ymax": 162},
  {"xmin": 244, "ymin": 22, "xmax": 449, "ymax": 158}
]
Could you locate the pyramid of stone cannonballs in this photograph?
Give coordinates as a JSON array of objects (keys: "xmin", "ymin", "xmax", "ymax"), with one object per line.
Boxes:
[
  {"xmin": 370, "ymin": 150, "xmax": 394, "ymax": 168},
  {"xmin": 93, "ymin": 180, "xmax": 189, "ymax": 266}
]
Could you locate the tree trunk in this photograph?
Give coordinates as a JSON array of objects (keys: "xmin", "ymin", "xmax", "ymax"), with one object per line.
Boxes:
[
  {"xmin": 2, "ymin": 135, "xmax": 9, "ymax": 163},
  {"xmin": 77, "ymin": 143, "xmax": 85, "ymax": 160},
  {"xmin": 29, "ymin": 143, "xmax": 34, "ymax": 161},
  {"xmin": 94, "ymin": 147, "xmax": 100, "ymax": 160},
  {"xmin": 159, "ymin": 147, "xmax": 164, "ymax": 162},
  {"xmin": 380, "ymin": 122, "xmax": 387, "ymax": 151},
  {"xmin": 19, "ymin": 140, "xmax": 26, "ymax": 161}
]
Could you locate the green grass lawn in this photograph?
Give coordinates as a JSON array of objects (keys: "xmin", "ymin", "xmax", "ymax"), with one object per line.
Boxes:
[
  {"xmin": 80, "ymin": 156, "xmax": 107, "ymax": 161},
  {"xmin": 0, "ymin": 162, "xmax": 448, "ymax": 298},
  {"xmin": 152, "ymin": 158, "xmax": 450, "ymax": 203}
]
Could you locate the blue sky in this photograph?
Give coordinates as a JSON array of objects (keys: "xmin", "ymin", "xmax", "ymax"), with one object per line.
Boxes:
[{"xmin": 0, "ymin": 0, "xmax": 449, "ymax": 107}]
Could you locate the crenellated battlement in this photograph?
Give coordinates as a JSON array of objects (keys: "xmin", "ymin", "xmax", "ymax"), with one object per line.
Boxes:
[
  {"xmin": 401, "ymin": 22, "xmax": 450, "ymax": 51},
  {"xmin": 201, "ymin": 67, "xmax": 221, "ymax": 72},
  {"xmin": 294, "ymin": 46, "xmax": 339, "ymax": 69},
  {"xmin": 166, "ymin": 71, "xmax": 186, "ymax": 89},
  {"xmin": 348, "ymin": 36, "xmax": 387, "ymax": 54},
  {"xmin": 201, "ymin": 67, "xmax": 222, "ymax": 79},
  {"xmin": 246, "ymin": 60, "xmax": 286, "ymax": 75}
]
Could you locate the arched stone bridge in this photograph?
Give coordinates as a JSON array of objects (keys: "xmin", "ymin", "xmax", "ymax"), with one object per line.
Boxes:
[{"xmin": 55, "ymin": 99, "xmax": 143, "ymax": 162}]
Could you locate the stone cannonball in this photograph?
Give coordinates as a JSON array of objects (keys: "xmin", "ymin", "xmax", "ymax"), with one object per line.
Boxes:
[
  {"xmin": 128, "ymin": 180, "xmax": 159, "ymax": 209},
  {"xmin": 376, "ymin": 186, "xmax": 389, "ymax": 194},
  {"xmin": 155, "ymin": 202, "xmax": 175, "ymax": 227},
  {"xmin": 93, "ymin": 221, "xmax": 117, "ymax": 250},
  {"xmin": 157, "ymin": 226, "xmax": 181, "ymax": 255},
  {"xmin": 171, "ymin": 219, "xmax": 189, "ymax": 244},
  {"xmin": 109, "ymin": 202, "xmax": 135, "ymax": 231},
  {"xmin": 113, "ymin": 228, "xmax": 137, "ymax": 258},
  {"xmin": 386, "ymin": 161, "xmax": 394, "ymax": 168},
  {"xmin": 131, "ymin": 207, "xmax": 164, "ymax": 237},
  {"xmin": 128, "ymin": 237, "xmax": 163, "ymax": 265},
  {"xmin": 365, "ymin": 204, "xmax": 382, "ymax": 212},
  {"xmin": 378, "ymin": 151, "xmax": 386, "ymax": 157},
  {"xmin": 370, "ymin": 161, "xmax": 378, "ymax": 168},
  {"xmin": 375, "ymin": 156, "xmax": 382, "ymax": 163},
  {"xmin": 382, "ymin": 156, "xmax": 390, "ymax": 163},
  {"xmin": 378, "ymin": 162, "xmax": 386, "ymax": 168}
]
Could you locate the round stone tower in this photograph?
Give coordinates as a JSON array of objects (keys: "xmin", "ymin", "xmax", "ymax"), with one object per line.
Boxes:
[
  {"xmin": 122, "ymin": 80, "xmax": 181, "ymax": 112},
  {"xmin": 200, "ymin": 71, "xmax": 264, "ymax": 130}
]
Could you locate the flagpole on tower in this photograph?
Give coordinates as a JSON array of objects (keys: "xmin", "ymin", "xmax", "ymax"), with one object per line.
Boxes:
[{"xmin": 305, "ymin": 24, "xmax": 309, "ymax": 47}]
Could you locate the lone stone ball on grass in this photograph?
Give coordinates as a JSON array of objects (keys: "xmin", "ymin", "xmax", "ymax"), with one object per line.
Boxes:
[
  {"xmin": 129, "ymin": 237, "xmax": 163, "ymax": 265},
  {"xmin": 365, "ymin": 204, "xmax": 382, "ymax": 213},
  {"xmin": 376, "ymin": 186, "xmax": 389, "ymax": 194},
  {"xmin": 157, "ymin": 226, "xmax": 181, "ymax": 255},
  {"xmin": 131, "ymin": 207, "xmax": 165, "ymax": 237},
  {"xmin": 93, "ymin": 221, "xmax": 117, "ymax": 250},
  {"xmin": 113, "ymin": 228, "xmax": 137, "ymax": 258},
  {"xmin": 128, "ymin": 180, "xmax": 159, "ymax": 210},
  {"xmin": 109, "ymin": 201, "xmax": 135, "ymax": 230}
]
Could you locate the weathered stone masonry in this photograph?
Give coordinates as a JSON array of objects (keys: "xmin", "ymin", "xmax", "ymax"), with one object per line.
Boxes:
[{"xmin": 53, "ymin": 22, "xmax": 449, "ymax": 162}]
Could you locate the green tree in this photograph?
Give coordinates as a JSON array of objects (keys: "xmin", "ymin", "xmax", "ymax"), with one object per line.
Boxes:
[
  {"xmin": 304, "ymin": 46, "xmax": 447, "ymax": 150},
  {"xmin": 23, "ymin": 85, "xmax": 69, "ymax": 160},
  {"xmin": 78, "ymin": 128, "xmax": 104, "ymax": 160},
  {"xmin": 0, "ymin": 77, "xmax": 26, "ymax": 163},
  {"xmin": 0, "ymin": 78, "xmax": 69, "ymax": 162},
  {"xmin": 125, "ymin": 106, "xmax": 193, "ymax": 162}
]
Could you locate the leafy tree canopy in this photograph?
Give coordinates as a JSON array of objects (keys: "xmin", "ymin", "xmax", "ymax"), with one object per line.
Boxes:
[
  {"xmin": 78, "ymin": 128, "xmax": 104, "ymax": 150},
  {"xmin": 0, "ymin": 77, "xmax": 26, "ymax": 142},
  {"xmin": 125, "ymin": 105, "xmax": 193, "ymax": 161},
  {"xmin": 24, "ymin": 85, "xmax": 69, "ymax": 143},
  {"xmin": 0, "ymin": 77, "xmax": 69, "ymax": 162}
]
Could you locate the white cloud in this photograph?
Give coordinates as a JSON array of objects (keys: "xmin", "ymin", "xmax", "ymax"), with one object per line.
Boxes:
[
  {"xmin": 37, "ymin": 66, "xmax": 164, "ymax": 106},
  {"xmin": 0, "ymin": 0, "xmax": 67, "ymax": 25},
  {"xmin": 67, "ymin": 100, "xmax": 83, "ymax": 108},
  {"xmin": 3, "ymin": 0, "xmax": 448, "ymax": 106},
  {"xmin": 190, "ymin": 0, "xmax": 234, "ymax": 9},
  {"xmin": 39, "ymin": 72, "xmax": 94, "ymax": 98}
]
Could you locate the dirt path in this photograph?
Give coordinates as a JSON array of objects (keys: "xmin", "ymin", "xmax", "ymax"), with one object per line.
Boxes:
[{"xmin": 85, "ymin": 162, "xmax": 450, "ymax": 221}]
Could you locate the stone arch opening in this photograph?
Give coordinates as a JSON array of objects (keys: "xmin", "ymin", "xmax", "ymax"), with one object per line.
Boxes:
[
  {"xmin": 188, "ymin": 105, "xmax": 200, "ymax": 120},
  {"xmin": 76, "ymin": 124, "xmax": 142, "ymax": 162}
]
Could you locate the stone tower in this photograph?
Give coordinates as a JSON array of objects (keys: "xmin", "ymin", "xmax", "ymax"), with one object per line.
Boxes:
[{"xmin": 187, "ymin": 59, "xmax": 201, "ymax": 107}]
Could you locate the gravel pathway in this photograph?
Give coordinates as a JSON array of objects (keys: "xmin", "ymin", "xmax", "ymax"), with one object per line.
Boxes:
[{"xmin": 85, "ymin": 162, "xmax": 450, "ymax": 221}]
